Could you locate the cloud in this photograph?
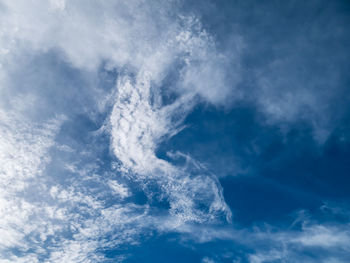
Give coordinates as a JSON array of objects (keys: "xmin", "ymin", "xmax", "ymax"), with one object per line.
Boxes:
[
  {"xmin": 241, "ymin": 1, "xmax": 350, "ymax": 142},
  {"xmin": 190, "ymin": 0, "xmax": 350, "ymax": 142},
  {"xmin": 108, "ymin": 180, "xmax": 131, "ymax": 199},
  {"xmin": 96, "ymin": 1, "xmax": 236, "ymax": 224},
  {"xmin": 0, "ymin": 115, "xmax": 154, "ymax": 261},
  {"xmin": 254, "ymin": 223, "xmax": 350, "ymax": 262},
  {"xmin": 110, "ymin": 71, "xmax": 231, "ymax": 224},
  {"xmin": 1, "ymin": 0, "xmax": 241, "ymax": 102},
  {"xmin": 0, "ymin": 108, "xmax": 64, "ymax": 257},
  {"xmin": 0, "ymin": 0, "xmax": 239, "ymax": 261},
  {"xmin": 171, "ymin": 203, "xmax": 350, "ymax": 263},
  {"xmin": 1, "ymin": 0, "xmax": 348, "ymax": 262}
]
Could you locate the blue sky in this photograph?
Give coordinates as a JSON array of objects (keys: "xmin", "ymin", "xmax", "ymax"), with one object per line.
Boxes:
[{"xmin": 0, "ymin": 0, "xmax": 350, "ymax": 262}]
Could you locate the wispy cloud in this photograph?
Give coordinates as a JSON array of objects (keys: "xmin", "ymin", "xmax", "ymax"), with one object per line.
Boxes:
[
  {"xmin": 110, "ymin": 61, "xmax": 232, "ymax": 223},
  {"xmin": 1, "ymin": 0, "xmax": 348, "ymax": 262},
  {"xmin": 176, "ymin": 204, "xmax": 350, "ymax": 263},
  {"xmin": 0, "ymin": 0, "xmax": 238, "ymax": 261}
]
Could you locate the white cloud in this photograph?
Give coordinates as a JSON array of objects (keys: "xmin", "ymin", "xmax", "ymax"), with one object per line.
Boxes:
[
  {"xmin": 1, "ymin": 0, "xmax": 348, "ymax": 261},
  {"xmin": 1, "ymin": 0, "xmax": 240, "ymax": 101},
  {"xmin": 0, "ymin": 0, "xmax": 240, "ymax": 261},
  {"xmin": 246, "ymin": 219, "xmax": 350, "ymax": 263},
  {"xmin": 202, "ymin": 257, "xmax": 216, "ymax": 263},
  {"xmin": 253, "ymin": 47, "xmax": 342, "ymax": 143},
  {"xmin": 108, "ymin": 180, "xmax": 130, "ymax": 199},
  {"xmin": 293, "ymin": 224, "xmax": 350, "ymax": 249},
  {"xmin": 110, "ymin": 72, "xmax": 231, "ymax": 223},
  {"xmin": 249, "ymin": 250, "xmax": 286, "ymax": 263},
  {"xmin": 0, "ymin": 108, "xmax": 64, "ymax": 256},
  {"xmin": 173, "ymin": 206, "xmax": 350, "ymax": 263}
]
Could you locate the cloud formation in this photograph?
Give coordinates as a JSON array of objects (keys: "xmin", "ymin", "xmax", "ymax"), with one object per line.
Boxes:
[
  {"xmin": 1, "ymin": 0, "xmax": 349, "ymax": 262},
  {"xmin": 0, "ymin": 0, "xmax": 236, "ymax": 261}
]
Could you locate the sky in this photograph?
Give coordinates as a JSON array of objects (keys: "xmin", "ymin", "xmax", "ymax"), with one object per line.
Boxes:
[{"xmin": 0, "ymin": 0, "xmax": 350, "ymax": 262}]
